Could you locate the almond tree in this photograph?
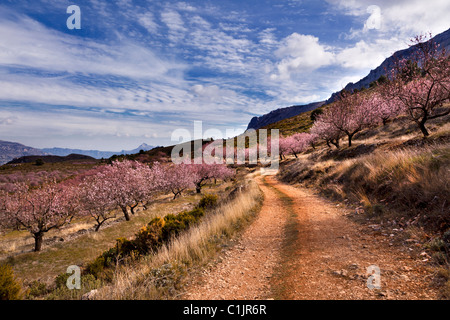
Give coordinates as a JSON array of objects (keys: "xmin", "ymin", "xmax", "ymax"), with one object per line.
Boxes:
[
  {"xmin": 388, "ymin": 34, "xmax": 450, "ymax": 136},
  {"xmin": 189, "ymin": 163, "xmax": 235, "ymax": 194},
  {"xmin": 102, "ymin": 160, "xmax": 147, "ymax": 221},
  {"xmin": 79, "ymin": 172, "xmax": 116, "ymax": 231},
  {"xmin": 310, "ymin": 117, "xmax": 343, "ymax": 149},
  {"xmin": 1, "ymin": 181, "xmax": 79, "ymax": 251},
  {"xmin": 368, "ymin": 89, "xmax": 403, "ymax": 126},
  {"xmin": 317, "ymin": 91, "xmax": 374, "ymax": 147},
  {"xmin": 278, "ymin": 136, "xmax": 290, "ymax": 160},
  {"xmin": 163, "ymin": 163, "xmax": 195, "ymax": 199}
]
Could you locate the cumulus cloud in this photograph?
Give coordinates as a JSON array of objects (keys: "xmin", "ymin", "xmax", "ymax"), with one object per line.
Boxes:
[
  {"xmin": 335, "ymin": 38, "xmax": 403, "ymax": 69},
  {"xmin": 270, "ymin": 33, "xmax": 335, "ymax": 80},
  {"xmin": 327, "ymin": 0, "xmax": 450, "ymax": 37}
]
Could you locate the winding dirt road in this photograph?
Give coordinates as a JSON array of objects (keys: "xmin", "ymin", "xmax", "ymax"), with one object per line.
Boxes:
[{"xmin": 185, "ymin": 175, "xmax": 439, "ymax": 300}]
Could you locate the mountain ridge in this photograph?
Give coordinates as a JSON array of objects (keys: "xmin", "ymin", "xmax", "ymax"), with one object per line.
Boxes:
[
  {"xmin": 247, "ymin": 27, "xmax": 450, "ymax": 130},
  {"xmin": 246, "ymin": 101, "xmax": 325, "ymax": 131},
  {"xmin": 0, "ymin": 141, "xmax": 155, "ymax": 165}
]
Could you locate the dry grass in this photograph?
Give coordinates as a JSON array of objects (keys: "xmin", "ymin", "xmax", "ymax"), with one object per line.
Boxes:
[
  {"xmin": 1, "ymin": 191, "xmax": 208, "ymax": 284},
  {"xmin": 94, "ymin": 178, "xmax": 263, "ymax": 300},
  {"xmin": 280, "ymin": 143, "xmax": 449, "ymax": 230}
]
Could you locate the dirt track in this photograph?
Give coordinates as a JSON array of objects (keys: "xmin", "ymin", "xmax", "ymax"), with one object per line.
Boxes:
[{"xmin": 185, "ymin": 175, "xmax": 439, "ymax": 300}]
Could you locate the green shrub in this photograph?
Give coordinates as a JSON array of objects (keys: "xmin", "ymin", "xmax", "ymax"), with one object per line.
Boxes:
[
  {"xmin": 188, "ymin": 207, "xmax": 205, "ymax": 220},
  {"xmin": 161, "ymin": 214, "xmax": 188, "ymax": 241},
  {"xmin": 47, "ymin": 273, "xmax": 102, "ymax": 300},
  {"xmin": 0, "ymin": 264, "xmax": 22, "ymax": 300},
  {"xmin": 83, "ymin": 197, "xmax": 212, "ymax": 281},
  {"xmin": 134, "ymin": 217, "xmax": 165, "ymax": 254},
  {"xmin": 197, "ymin": 194, "xmax": 218, "ymax": 210},
  {"xmin": 26, "ymin": 280, "xmax": 50, "ymax": 299}
]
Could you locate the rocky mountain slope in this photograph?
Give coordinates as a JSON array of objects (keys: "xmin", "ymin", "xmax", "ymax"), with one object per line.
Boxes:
[
  {"xmin": 326, "ymin": 27, "xmax": 450, "ymax": 104},
  {"xmin": 0, "ymin": 140, "xmax": 47, "ymax": 165},
  {"xmin": 247, "ymin": 101, "xmax": 325, "ymax": 131},
  {"xmin": 247, "ymin": 27, "xmax": 450, "ymax": 129},
  {"xmin": 0, "ymin": 141, "xmax": 155, "ymax": 165}
]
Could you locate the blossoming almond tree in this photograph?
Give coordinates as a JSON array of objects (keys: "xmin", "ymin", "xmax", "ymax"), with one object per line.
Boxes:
[
  {"xmin": 388, "ymin": 34, "xmax": 450, "ymax": 136},
  {"xmin": 368, "ymin": 89, "xmax": 403, "ymax": 126},
  {"xmin": 78, "ymin": 172, "xmax": 116, "ymax": 231},
  {"xmin": 162, "ymin": 163, "xmax": 195, "ymax": 199},
  {"xmin": 310, "ymin": 116, "xmax": 344, "ymax": 149},
  {"xmin": 316, "ymin": 91, "xmax": 374, "ymax": 147},
  {"xmin": 189, "ymin": 162, "xmax": 235, "ymax": 194},
  {"xmin": 1, "ymin": 181, "xmax": 79, "ymax": 251}
]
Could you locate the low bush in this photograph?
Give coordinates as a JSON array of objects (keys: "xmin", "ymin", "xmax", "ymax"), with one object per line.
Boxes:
[
  {"xmin": 0, "ymin": 264, "xmax": 22, "ymax": 300},
  {"xmin": 83, "ymin": 194, "xmax": 214, "ymax": 280},
  {"xmin": 197, "ymin": 193, "xmax": 218, "ymax": 210}
]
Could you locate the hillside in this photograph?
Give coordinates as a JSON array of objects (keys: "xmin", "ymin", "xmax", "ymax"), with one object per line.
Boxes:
[
  {"xmin": 326, "ymin": 27, "xmax": 450, "ymax": 103},
  {"xmin": 258, "ymin": 106, "xmax": 321, "ymax": 136},
  {"xmin": 6, "ymin": 153, "xmax": 97, "ymax": 165},
  {"xmin": 246, "ymin": 27, "xmax": 450, "ymax": 130},
  {"xmin": 247, "ymin": 101, "xmax": 325, "ymax": 131},
  {"xmin": 0, "ymin": 140, "xmax": 47, "ymax": 165}
]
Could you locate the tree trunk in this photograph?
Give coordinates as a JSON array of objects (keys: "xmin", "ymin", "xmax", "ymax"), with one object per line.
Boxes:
[
  {"xmin": 33, "ymin": 232, "xmax": 43, "ymax": 252},
  {"xmin": 130, "ymin": 203, "xmax": 139, "ymax": 215},
  {"xmin": 347, "ymin": 134, "xmax": 354, "ymax": 147},
  {"xmin": 196, "ymin": 185, "xmax": 201, "ymax": 194},
  {"xmin": 330, "ymin": 139, "xmax": 340, "ymax": 149},
  {"xmin": 121, "ymin": 206, "xmax": 130, "ymax": 221},
  {"xmin": 418, "ymin": 121, "xmax": 430, "ymax": 137}
]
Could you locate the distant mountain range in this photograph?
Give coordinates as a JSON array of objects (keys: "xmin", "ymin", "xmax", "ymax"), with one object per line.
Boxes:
[
  {"xmin": 247, "ymin": 27, "xmax": 450, "ymax": 130},
  {"xmin": 0, "ymin": 140, "xmax": 46, "ymax": 165},
  {"xmin": 41, "ymin": 143, "xmax": 155, "ymax": 159},
  {"xmin": 0, "ymin": 141, "xmax": 155, "ymax": 165}
]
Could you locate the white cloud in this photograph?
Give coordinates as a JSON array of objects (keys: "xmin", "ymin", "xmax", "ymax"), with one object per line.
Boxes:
[
  {"xmin": 161, "ymin": 9, "xmax": 187, "ymax": 43},
  {"xmin": 0, "ymin": 11, "xmax": 185, "ymax": 81},
  {"xmin": 137, "ymin": 12, "xmax": 159, "ymax": 34},
  {"xmin": 327, "ymin": 0, "xmax": 450, "ymax": 38},
  {"xmin": 335, "ymin": 38, "xmax": 403, "ymax": 69},
  {"xmin": 271, "ymin": 33, "xmax": 335, "ymax": 80}
]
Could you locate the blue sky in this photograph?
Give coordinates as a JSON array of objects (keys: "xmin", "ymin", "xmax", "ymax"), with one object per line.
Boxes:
[{"xmin": 0, "ymin": 0, "xmax": 449, "ymax": 151}]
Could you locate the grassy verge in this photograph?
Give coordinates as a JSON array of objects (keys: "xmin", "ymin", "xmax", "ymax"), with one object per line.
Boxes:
[
  {"xmin": 278, "ymin": 143, "xmax": 450, "ymax": 298},
  {"xmin": 91, "ymin": 177, "xmax": 263, "ymax": 300}
]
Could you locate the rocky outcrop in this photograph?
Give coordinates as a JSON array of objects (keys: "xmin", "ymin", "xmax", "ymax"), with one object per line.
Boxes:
[
  {"xmin": 326, "ymin": 28, "xmax": 450, "ymax": 104},
  {"xmin": 246, "ymin": 101, "xmax": 325, "ymax": 131}
]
